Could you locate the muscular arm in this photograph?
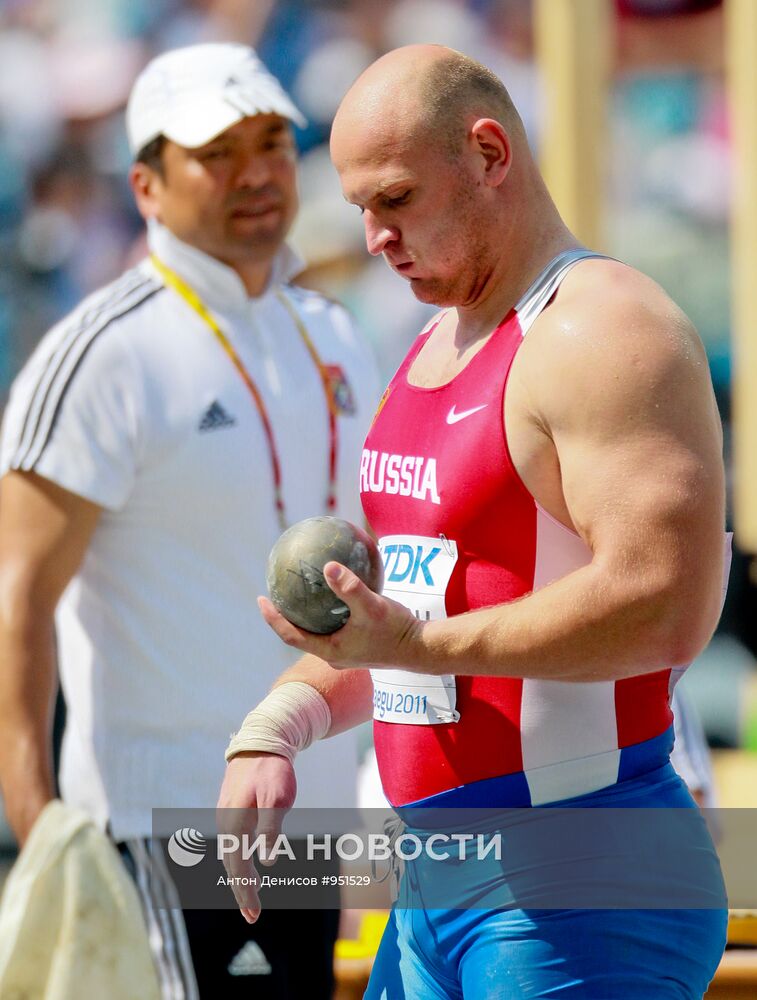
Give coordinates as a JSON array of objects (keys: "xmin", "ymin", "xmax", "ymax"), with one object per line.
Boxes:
[
  {"xmin": 260, "ymin": 271, "xmax": 726, "ymax": 682},
  {"xmin": 272, "ymin": 656, "xmax": 374, "ymax": 733},
  {"xmin": 421, "ymin": 274, "xmax": 726, "ymax": 680},
  {"xmin": 0, "ymin": 471, "xmax": 101, "ymax": 844}
]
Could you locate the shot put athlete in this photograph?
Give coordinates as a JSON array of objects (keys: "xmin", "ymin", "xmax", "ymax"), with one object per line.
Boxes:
[{"xmin": 219, "ymin": 46, "xmax": 730, "ymax": 998}]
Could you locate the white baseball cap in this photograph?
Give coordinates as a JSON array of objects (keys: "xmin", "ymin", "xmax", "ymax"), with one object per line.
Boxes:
[{"xmin": 126, "ymin": 43, "xmax": 306, "ymax": 156}]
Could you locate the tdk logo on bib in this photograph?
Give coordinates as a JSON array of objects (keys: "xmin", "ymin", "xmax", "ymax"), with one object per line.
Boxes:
[
  {"xmin": 383, "ymin": 542, "xmax": 441, "ymax": 586},
  {"xmin": 373, "ymin": 534, "xmax": 461, "ymax": 725},
  {"xmin": 378, "ymin": 534, "xmax": 458, "ymax": 612}
]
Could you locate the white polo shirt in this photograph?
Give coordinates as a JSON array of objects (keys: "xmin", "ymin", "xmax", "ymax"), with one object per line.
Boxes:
[{"xmin": 0, "ymin": 223, "xmax": 381, "ymax": 839}]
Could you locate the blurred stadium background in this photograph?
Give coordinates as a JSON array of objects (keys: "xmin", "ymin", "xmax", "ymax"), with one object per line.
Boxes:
[{"xmin": 0, "ymin": 0, "xmax": 755, "ymax": 872}]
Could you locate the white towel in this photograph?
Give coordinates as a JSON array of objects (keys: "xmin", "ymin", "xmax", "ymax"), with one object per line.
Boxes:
[{"xmin": 0, "ymin": 800, "xmax": 160, "ymax": 999}]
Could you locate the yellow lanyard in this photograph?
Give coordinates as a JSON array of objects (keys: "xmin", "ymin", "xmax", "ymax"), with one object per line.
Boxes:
[{"xmin": 151, "ymin": 254, "xmax": 338, "ymax": 530}]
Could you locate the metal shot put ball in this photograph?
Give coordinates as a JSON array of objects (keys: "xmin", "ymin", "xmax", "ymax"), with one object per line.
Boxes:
[{"xmin": 266, "ymin": 516, "xmax": 384, "ymax": 634}]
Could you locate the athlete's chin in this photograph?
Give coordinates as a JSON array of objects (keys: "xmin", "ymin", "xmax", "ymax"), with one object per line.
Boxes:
[{"xmin": 407, "ymin": 276, "xmax": 459, "ymax": 307}]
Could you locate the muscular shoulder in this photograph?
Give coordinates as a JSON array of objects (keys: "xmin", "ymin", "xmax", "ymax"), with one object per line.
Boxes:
[{"xmin": 518, "ymin": 259, "xmax": 713, "ymax": 433}]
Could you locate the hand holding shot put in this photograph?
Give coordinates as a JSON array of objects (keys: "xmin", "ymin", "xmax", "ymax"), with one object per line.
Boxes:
[
  {"xmin": 259, "ymin": 515, "xmax": 420, "ymax": 669},
  {"xmin": 222, "ymin": 516, "xmax": 404, "ymax": 922}
]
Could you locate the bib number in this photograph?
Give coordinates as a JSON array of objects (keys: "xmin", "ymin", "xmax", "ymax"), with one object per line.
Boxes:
[{"xmin": 371, "ymin": 534, "xmax": 460, "ymax": 725}]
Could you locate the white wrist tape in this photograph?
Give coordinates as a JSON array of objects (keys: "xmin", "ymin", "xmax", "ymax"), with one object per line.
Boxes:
[{"xmin": 225, "ymin": 682, "xmax": 331, "ymax": 765}]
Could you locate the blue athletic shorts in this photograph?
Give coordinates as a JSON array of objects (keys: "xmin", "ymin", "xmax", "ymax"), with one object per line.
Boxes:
[{"xmin": 366, "ymin": 765, "xmax": 727, "ymax": 999}]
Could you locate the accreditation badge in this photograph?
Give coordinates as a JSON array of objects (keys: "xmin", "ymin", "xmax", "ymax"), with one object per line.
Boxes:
[{"xmin": 371, "ymin": 534, "xmax": 460, "ymax": 726}]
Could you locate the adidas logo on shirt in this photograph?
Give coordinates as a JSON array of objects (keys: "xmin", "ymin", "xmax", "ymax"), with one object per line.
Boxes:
[{"xmin": 198, "ymin": 401, "xmax": 236, "ymax": 432}]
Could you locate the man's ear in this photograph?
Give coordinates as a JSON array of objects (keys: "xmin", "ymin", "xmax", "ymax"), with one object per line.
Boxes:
[
  {"xmin": 129, "ymin": 162, "xmax": 163, "ymax": 222},
  {"xmin": 470, "ymin": 118, "xmax": 511, "ymax": 188}
]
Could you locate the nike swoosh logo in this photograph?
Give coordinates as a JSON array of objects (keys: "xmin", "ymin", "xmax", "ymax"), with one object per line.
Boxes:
[{"xmin": 446, "ymin": 404, "xmax": 488, "ymax": 425}]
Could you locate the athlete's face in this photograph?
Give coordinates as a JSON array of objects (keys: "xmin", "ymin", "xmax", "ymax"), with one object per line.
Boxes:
[
  {"xmin": 331, "ymin": 131, "xmax": 493, "ymax": 307},
  {"xmin": 133, "ymin": 115, "xmax": 298, "ymax": 269}
]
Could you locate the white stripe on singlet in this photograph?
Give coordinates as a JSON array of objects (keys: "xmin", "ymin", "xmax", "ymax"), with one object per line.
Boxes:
[{"xmin": 514, "ymin": 248, "xmax": 610, "ymax": 337}]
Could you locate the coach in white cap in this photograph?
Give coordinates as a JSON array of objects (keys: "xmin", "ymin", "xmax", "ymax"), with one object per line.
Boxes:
[{"xmin": 0, "ymin": 43, "xmax": 379, "ymax": 998}]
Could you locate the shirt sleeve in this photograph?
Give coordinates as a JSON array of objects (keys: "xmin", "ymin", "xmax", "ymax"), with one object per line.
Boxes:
[{"xmin": 0, "ymin": 320, "xmax": 143, "ymax": 511}]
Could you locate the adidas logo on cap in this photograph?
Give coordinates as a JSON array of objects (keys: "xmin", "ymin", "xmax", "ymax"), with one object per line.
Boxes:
[{"xmin": 199, "ymin": 400, "xmax": 236, "ymax": 432}]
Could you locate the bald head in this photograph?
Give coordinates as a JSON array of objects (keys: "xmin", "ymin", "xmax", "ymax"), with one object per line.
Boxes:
[
  {"xmin": 329, "ymin": 46, "xmax": 552, "ymax": 310},
  {"xmin": 332, "ymin": 45, "xmax": 526, "ymax": 163}
]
